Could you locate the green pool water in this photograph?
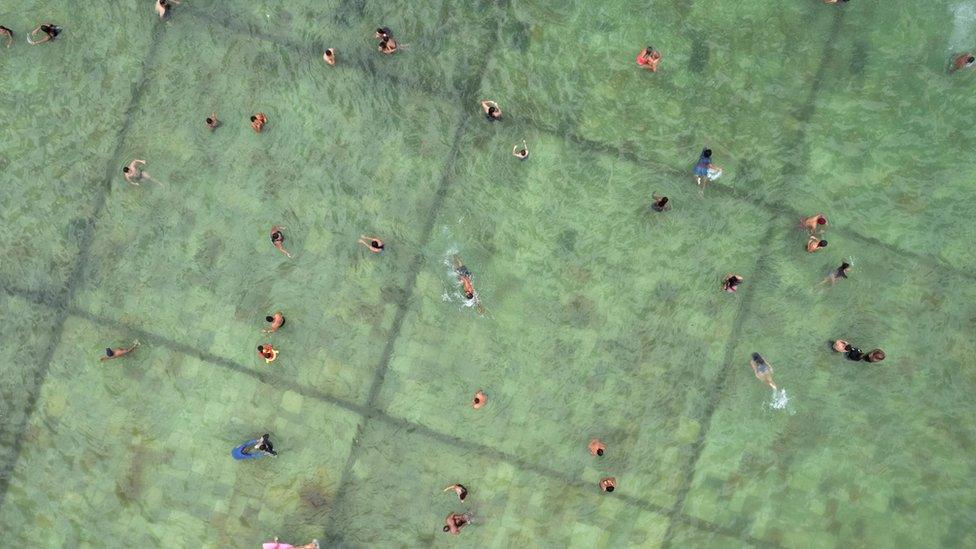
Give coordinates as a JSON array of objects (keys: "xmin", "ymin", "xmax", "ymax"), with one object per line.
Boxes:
[{"xmin": 1, "ymin": 0, "xmax": 975, "ymax": 546}]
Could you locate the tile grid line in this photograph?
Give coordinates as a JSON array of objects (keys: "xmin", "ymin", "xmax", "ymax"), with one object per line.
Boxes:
[
  {"xmin": 0, "ymin": 282, "xmax": 775, "ymax": 547},
  {"xmin": 0, "ymin": 21, "xmax": 170, "ymax": 510},
  {"xmin": 181, "ymin": 5, "xmax": 976, "ymax": 286}
]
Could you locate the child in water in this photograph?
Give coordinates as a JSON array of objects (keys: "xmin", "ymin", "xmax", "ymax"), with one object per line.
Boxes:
[{"xmin": 750, "ymin": 352, "xmax": 777, "ymax": 390}]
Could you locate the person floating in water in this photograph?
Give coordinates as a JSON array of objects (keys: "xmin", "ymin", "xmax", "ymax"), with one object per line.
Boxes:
[
  {"xmin": 822, "ymin": 261, "xmax": 850, "ymax": 285},
  {"xmin": 270, "ymin": 226, "xmax": 292, "ymax": 258},
  {"xmin": 123, "ymin": 159, "xmax": 158, "ymax": 186},
  {"xmin": 358, "ymin": 235, "xmax": 384, "ymax": 253},
  {"xmin": 205, "ymin": 112, "xmax": 219, "ymax": 131},
  {"xmin": 443, "ymin": 512, "xmax": 470, "ymax": 535},
  {"xmin": 750, "ymin": 352, "xmax": 777, "ymax": 390},
  {"xmin": 865, "ymin": 349, "xmax": 885, "ymax": 363},
  {"xmin": 481, "ymin": 100, "xmax": 502, "ymax": 121},
  {"xmin": 242, "ymin": 433, "xmax": 278, "ymax": 457},
  {"xmin": 588, "ymin": 439, "xmax": 606, "ymax": 457},
  {"xmin": 257, "ymin": 344, "xmax": 279, "ymax": 364},
  {"xmin": 636, "ymin": 46, "xmax": 661, "ymax": 72},
  {"xmin": 599, "ymin": 477, "xmax": 616, "ymax": 493},
  {"xmin": 323, "ymin": 48, "xmax": 336, "ymax": 65},
  {"xmin": 100, "ymin": 340, "xmax": 140, "ymax": 362},
  {"xmin": 451, "ymin": 255, "xmax": 484, "ymax": 313},
  {"xmin": 155, "ymin": 0, "xmax": 181, "ymax": 19},
  {"xmin": 801, "ymin": 213, "xmax": 828, "ymax": 234},
  {"xmin": 28, "ymin": 23, "xmax": 60, "ymax": 45},
  {"xmin": 375, "ymin": 27, "xmax": 398, "ymax": 54},
  {"xmin": 263, "ymin": 312, "xmax": 285, "ymax": 333},
  {"xmin": 264, "ymin": 537, "xmax": 319, "ymax": 549},
  {"xmin": 513, "ymin": 140, "xmax": 528, "ymax": 160},
  {"xmin": 651, "ymin": 193, "xmax": 670, "ymax": 212},
  {"xmin": 251, "ymin": 113, "xmax": 268, "ymax": 133},
  {"xmin": 472, "ymin": 390, "xmax": 487, "ymax": 409},
  {"xmin": 693, "ymin": 148, "xmax": 720, "ymax": 196},
  {"xmin": 443, "ymin": 483, "xmax": 468, "ymax": 502},
  {"xmin": 950, "ymin": 52, "xmax": 975, "ymax": 73},
  {"xmin": 806, "ymin": 235, "xmax": 828, "ymax": 252},
  {"xmin": 722, "ymin": 273, "xmax": 743, "ymax": 293},
  {"xmin": 0, "ymin": 26, "xmax": 13, "ymax": 48}
]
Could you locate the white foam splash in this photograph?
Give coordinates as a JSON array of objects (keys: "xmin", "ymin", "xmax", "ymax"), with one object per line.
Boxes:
[
  {"xmin": 769, "ymin": 388, "xmax": 790, "ymax": 411},
  {"xmin": 949, "ymin": 2, "xmax": 976, "ymax": 52}
]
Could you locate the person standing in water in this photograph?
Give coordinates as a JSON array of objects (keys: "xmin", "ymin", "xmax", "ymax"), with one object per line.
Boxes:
[
  {"xmin": 100, "ymin": 341, "xmax": 140, "ymax": 362},
  {"xmin": 693, "ymin": 148, "xmax": 719, "ymax": 195},
  {"xmin": 513, "ymin": 140, "xmax": 528, "ymax": 160},
  {"xmin": 801, "ymin": 214, "xmax": 828, "ymax": 234},
  {"xmin": 481, "ymin": 100, "xmax": 502, "ymax": 121},
  {"xmin": 205, "ymin": 112, "xmax": 219, "ymax": 130},
  {"xmin": 599, "ymin": 477, "xmax": 616, "ymax": 492},
  {"xmin": 443, "ymin": 483, "xmax": 468, "ymax": 502},
  {"xmin": 806, "ymin": 235, "xmax": 828, "ymax": 252},
  {"xmin": 472, "ymin": 390, "xmax": 487, "ymax": 409},
  {"xmin": 357, "ymin": 235, "xmax": 384, "ymax": 253},
  {"xmin": 122, "ymin": 159, "xmax": 158, "ymax": 186},
  {"xmin": 443, "ymin": 512, "xmax": 471, "ymax": 535},
  {"xmin": 263, "ymin": 312, "xmax": 285, "ymax": 333},
  {"xmin": 241, "ymin": 433, "xmax": 277, "ymax": 457},
  {"xmin": 636, "ymin": 46, "xmax": 661, "ymax": 72},
  {"xmin": 651, "ymin": 193, "xmax": 670, "ymax": 212},
  {"xmin": 323, "ymin": 48, "xmax": 336, "ymax": 65},
  {"xmin": 270, "ymin": 226, "xmax": 292, "ymax": 258},
  {"xmin": 0, "ymin": 26, "xmax": 13, "ymax": 48},
  {"xmin": 750, "ymin": 353, "xmax": 777, "ymax": 390},
  {"xmin": 588, "ymin": 439, "xmax": 606, "ymax": 457}
]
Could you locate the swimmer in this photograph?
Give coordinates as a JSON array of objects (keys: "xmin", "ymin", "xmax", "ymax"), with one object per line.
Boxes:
[
  {"xmin": 722, "ymin": 273, "xmax": 743, "ymax": 293},
  {"xmin": 443, "ymin": 483, "xmax": 468, "ymax": 502},
  {"xmin": 379, "ymin": 39, "xmax": 398, "ymax": 54},
  {"xmin": 205, "ymin": 112, "xmax": 219, "ymax": 131},
  {"xmin": 822, "ymin": 261, "xmax": 850, "ymax": 285},
  {"xmin": 832, "ymin": 339, "xmax": 850, "ymax": 353},
  {"xmin": 267, "ymin": 538, "xmax": 319, "ymax": 549},
  {"xmin": 270, "ymin": 226, "xmax": 292, "ymax": 258},
  {"xmin": 122, "ymin": 159, "xmax": 158, "ymax": 186},
  {"xmin": 588, "ymin": 439, "xmax": 606, "ymax": 457},
  {"xmin": 323, "ymin": 48, "xmax": 336, "ymax": 65},
  {"xmin": 864, "ymin": 349, "xmax": 885, "ymax": 363},
  {"xmin": 481, "ymin": 100, "xmax": 502, "ymax": 121},
  {"xmin": 242, "ymin": 433, "xmax": 278, "ymax": 457},
  {"xmin": 950, "ymin": 52, "xmax": 975, "ymax": 73},
  {"xmin": 263, "ymin": 312, "xmax": 285, "ymax": 333},
  {"xmin": 452, "ymin": 255, "xmax": 485, "ymax": 314},
  {"xmin": 844, "ymin": 344, "xmax": 864, "ymax": 361},
  {"xmin": 693, "ymin": 148, "xmax": 715, "ymax": 195},
  {"xmin": 651, "ymin": 193, "xmax": 670, "ymax": 212},
  {"xmin": 357, "ymin": 235, "xmax": 384, "ymax": 253},
  {"xmin": 806, "ymin": 235, "xmax": 828, "ymax": 252},
  {"xmin": 155, "ymin": 0, "xmax": 180, "ymax": 18},
  {"xmin": 28, "ymin": 24, "xmax": 61, "ymax": 45},
  {"xmin": 636, "ymin": 46, "xmax": 661, "ymax": 72},
  {"xmin": 257, "ymin": 344, "xmax": 279, "ymax": 364},
  {"xmin": 0, "ymin": 26, "xmax": 13, "ymax": 48},
  {"xmin": 801, "ymin": 214, "xmax": 828, "ymax": 234},
  {"xmin": 251, "ymin": 113, "xmax": 267, "ymax": 133},
  {"xmin": 513, "ymin": 140, "xmax": 529, "ymax": 160},
  {"xmin": 599, "ymin": 477, "xmax": 616, "ymax": 493},
  {"xmin": 443, "ymin": 512, "xmax": 470, "ymax": 535},
  {"xmin": 375, "ymin": 27, "xmax": 392, "ymax": 40},
  {"xmin": 100, "ymin": 340, "xmax": 140, "ymax": 362},
  {"xmin": 749, "ymin": 352, "xmax": 777, "ymax": 390},
  {"xmin": 472, "ymin": 390, "xmax": 487, "ymax": 409}
]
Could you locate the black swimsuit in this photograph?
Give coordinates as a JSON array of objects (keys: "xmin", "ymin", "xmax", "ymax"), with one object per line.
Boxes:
[{"xmin": 41, "ymin": 25, "xmax": 60, "ymax": 39}]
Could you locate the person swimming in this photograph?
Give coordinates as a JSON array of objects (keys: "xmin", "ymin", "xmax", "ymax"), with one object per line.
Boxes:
[
  {"xmin": 806, "ymin": 236, "xmax": 828, "ymax": 252},
  {"xmin": 865, "ymin": 349, "xmax": 885, "ymax": 363},
  {"xmin": 205, "ymin": 112, "xmax": 219, "ymax": 130},
  {"xmin": 801, "ymin": 214, "xmax": 828, "ymax": 234},
  {"xmin": 472, "ymin": 390, "xmax": 487, "ymax": 409},
  {"xmin": 513, "ymin": 140, "xmax": 528, "ymax": 160},
  {"xmin": 379, "ymin": 38, "xmax": 398, "ymax": 54},
  {"xmin": 28, "ymin": 23, "xmax": 61, "ymax": 45},
  {"xmin": 636, "ymin": 46, "xmax": 661, "ymax": 72},
  {"xmin": 263, "ymin": 312, "xmax": 285, "ymax": 333},
  {"xmin": 375, "ymin": 27, "xmax": 392, "ymax": 40},
  {"xmin": 100, "ymin": 340, "xmax": 140, "ymax": 362},
  {"xmin": 323, "ymin": 48, "xmax": 336, "ymax": 65},
  {"xmin": 844, "ymin": 343, "xmax": 864, "ymax": 361},
  {"xmin": 358, "ymin": 235, "xmax": 384, "ymax": 253},
  {"xmin": 823, "ymin": 261, "xmax": 850, "ymax": 284},
  {"xmin": 588, "ymin": 439, "xmax": 606, "ymax": 457},
  {"xmin": 750, "ymin": 352, "xmax": 777, "ymax": 390},
  {"xmin": 443, "ymin": 483, "xmax": 468, "ymax": 502},
  {"xmin": 693, "ymin": 148, "xmax": 717, "ymax": 195},
  {"xmin": 251, "ymin": 113, "xmax": 268, "ymax": 133},
  {"xmin": 266, "ymin": 537, "xmax": 319, "ymax": 549},
  {"xmin": 651, "ymin": 194, "xmax": 670, "ymax": 212},
  {"xmin": 443, "ymin": 512, "xmax": 470, "ymax": 535},
  {"xmin": 951, "ymin": 52, "xmax": 975, "ymax": 72},
  {"xmin": 122, "ymin": 159, "xmax": 160, "ymax": 186},
  {"xmin": 599, "ymin": 477, "xmax": 616, "ymax": 493},
  {"xmin": 0, "ymin": 26, "xmax": 13, "ymax": 48},
  {"xmin": 155, "ymin": 0, "xmax": 181, "ymax": 18},
  {"xmin": 722, "ymin": 273, "xmax": 743, "ymax": 293},
  {"xmin": 270, "ymin": 226, "xmax": 292, "ymax": 258},
  {"xmin": 481, "ymin": 100, "xmax": 502, "ymax": 121},
  {"xmin": 257, "ymin": 344, "xmax": 279, "ymax": 364},
  {"xmin": 242, "ymin": 433, "xmax": 277, "ymax": 457}
]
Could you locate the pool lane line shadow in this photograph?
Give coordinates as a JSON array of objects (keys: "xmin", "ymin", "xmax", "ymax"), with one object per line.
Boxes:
[
  {"xmin": 320, "ymin": 2, "xmax": 509, "ymax": 543},
  {"xmin": 0, "ymin": 22, "xmax": 170, "ymax": 511},
  {"xmin": 188, "ymin": 2, "xmax": 976, "ymax": 287},
  {"xmin": 0, "ymin": 282, "xmax": 776, "ymax": 548}
]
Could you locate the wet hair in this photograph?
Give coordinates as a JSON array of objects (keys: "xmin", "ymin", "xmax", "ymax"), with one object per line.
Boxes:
[
  {"xmin": 817, "ymin": 216, "xmax": 827, "ymax": 225},
  {"xmin": 488, "ymin": 106, "xmax": 498, "ymax": 114},
  {"xmin": 122, "ymin": 166, "xmax": 130, "ymax": 173},
  {"xmin": 843, "ymin": 343, "xmax": 852, "ymax": 352},
  {"xmin": 969, "ymin": 56, "xmax": 975, "ymax": 63},
  {"xmin": 658, "ymin": 197, "xmax": 669, "ymax": 207},
  {"xmin": 465, "ymin": 291, "xmax": 474, "ymax": 299},
  {"xmin": 473, "ymin": 397, "xmax": 480, "ymax": 404},
  {"xmin": 605, "ymin": 486, "xmax": 614, "ymax": 492},
  {"xmin": 818, "ymin": 240, "xmax": 828, "ymax": 248},
  {"xmin": 206, "ymin": 117, "xmax": 214, "ymax": 124},
  {"xmin": 266, "ymin": 316, "xmax": 274, "ymax": 322},
  {"xmin": 840, "ymin": 262, "xmax": 851, "ymax": 270},
  {"xmin": 251, "ymin": 115, "xmax": 259, "ymax": 122},
  {"xmin": 596, "ymin": 448, "xmax": 604, "ymax": 456},
  {"xmin": 257, "ymin": 345, "xmax": 264, "ymax": 351},
  {"xmin": 702, "ymin": 148, "xmax": 712, "ymax": 158},
  {"xmin": 105, "ymin": 348, "xmax": 115, "ymax": 357},
  {"xmin": 727, "ymin": 275, "xmax": 739, "ymax": 285},
  {"xmin": 751, "ymin": 352, "xmax": 763, "ymax": 362},
  {"xmin": 443, "ymin": 526, "xmax": 450, "ymax": 532},
  {"xmin": 647, "ymin": 46, "xmax": 653, "ymax": 52},
  {"xmin": 325, "ymin": 48, "xmax": 334, "ymax": 55}
]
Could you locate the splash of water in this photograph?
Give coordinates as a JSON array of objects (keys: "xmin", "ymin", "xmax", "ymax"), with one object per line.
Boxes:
[
  {"xmin": 769, "ymin": 388, "xmax": 789, "ymax": 410},
  {"xmin": 949, "ymin": 2, "xmax": 976, "ymax": 52}
]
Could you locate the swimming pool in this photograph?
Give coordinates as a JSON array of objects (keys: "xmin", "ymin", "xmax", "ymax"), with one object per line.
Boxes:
[{"xmin": 1, "ymin": 0, "xmax": 975, "ymax": 546}]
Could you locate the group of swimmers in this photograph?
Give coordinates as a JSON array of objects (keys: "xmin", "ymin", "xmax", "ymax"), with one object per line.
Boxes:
[{"xmin": 0, "ymin": 23, "xmax": 61, "ymax": 46}]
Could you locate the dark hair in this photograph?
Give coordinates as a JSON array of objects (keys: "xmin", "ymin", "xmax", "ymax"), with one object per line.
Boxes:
[
  {"xmin": 658, "ymin": 197, "xmax": 668, "ymax": 207},
  {"xmin": 869, "ymin": 349, "xmax": 885, "ymax": 361},
  {"xmin": 206, "ymin": 117, "xmax": 214, "ymax": 124},
  {"xmin": 840, "ymin": 262, "xmax": 851, "ymax": 270},
  {"xmin": 969, "ymin": 56, "xmax": 975, "ymax": 63},
  {"xmin": 596, "ymin": 448, "xmax": 604, "ymax": 456},
  {"xmin": 266, "ymin": 316, "xmax": 274, "ymax": 322},
  {"xmin": 818, "ymin": 240, "xmax": 828, "ymax": 247},
  {"xmin": 605, "ymin": 486, "xmax": 614, "ymax": 492},
  {"xmin": 106, "ymin": 348, "xmax": 114, "ymax": 357},
  {"xmin": 488, "ymin": 106, "xmax": 498, "ymax": 114},
  {"xmin": 257, "ymin": 345, "xmax": 264, "ymax": 351},
  {"xmin": 702, "ymin": 148, "xmax": 712, "ymax": 158},
  {"xmin": 326, "ymin": 48, "xmax": 334, "ymax": 55},
  {"xmin": 465, "ymin": 291, "xmax": 474, "ymax": 299},
  {"xmin": 443, "ymin": 526, "xmax": 450, "ymax": 532},
  {"xmin": 250, "ymin": 115, "xmax": 257, "ymax": 122},
  {"xmin": 473, "ymin": 397, "xmax": 480, "ymax": 404},
  {"xmin": 751, "ymin": 352, "xmax": 763, "ymax": 362},
  {"xmin": 122, "ymin": 166, "xmax": 130, "ymax": 173},
  {"xmin": 647, "ymin": 46, "xmax": 653, "ymax": 52},
  {"xmin": 844, "ymin": 343, "xmax": 852, "ymax": 352}
]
